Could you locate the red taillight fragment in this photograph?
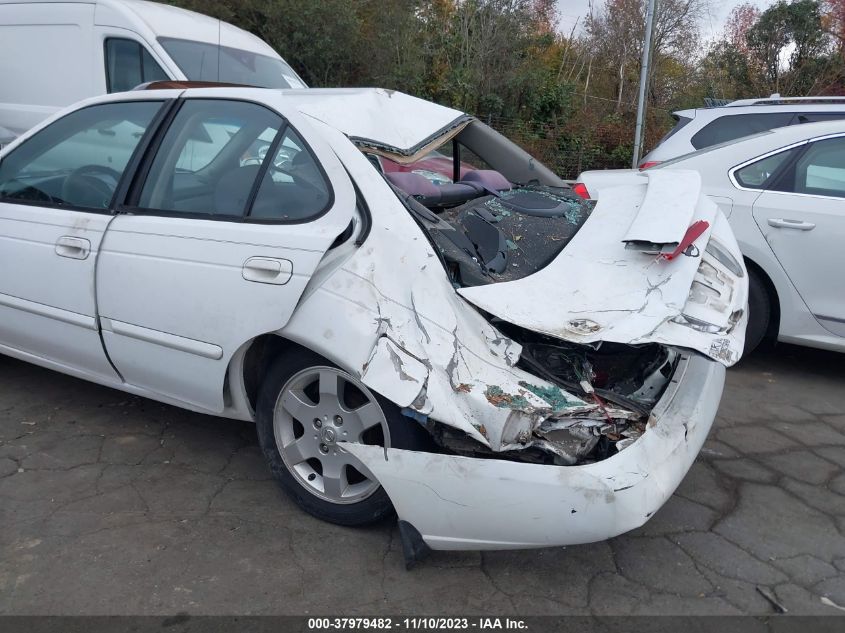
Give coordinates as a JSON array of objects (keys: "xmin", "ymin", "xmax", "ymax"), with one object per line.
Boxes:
[
  {"xmin": 638, "ymin": 161, "xmax": 662, "ymax": 170},
  {"xmin": 572, "ymin": 182, "xmax": 591, "ymax": 199},
  {"xmin": 663, "ymin": 220, "xmax": 710, "ymax": 261}
]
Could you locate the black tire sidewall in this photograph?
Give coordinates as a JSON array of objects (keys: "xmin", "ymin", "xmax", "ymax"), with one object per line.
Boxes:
[{"xmin": 744, "ymin": 267, "xmax": 771, "ymax": 355}]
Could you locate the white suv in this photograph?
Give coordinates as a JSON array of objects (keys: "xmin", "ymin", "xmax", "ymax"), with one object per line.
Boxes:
[{"xmin": 640, "ymin": 96, "xmax": 845, "ymax": 168}]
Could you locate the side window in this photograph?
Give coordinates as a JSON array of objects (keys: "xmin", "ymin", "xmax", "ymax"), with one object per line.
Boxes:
[
  {"xmin": 789, "ymin": 138, "xmax": 845, "ymax": 197},
  {"xmin": 0, "ymin": 101, "xmax": 163, "ymax": 210},
  {"xmin": 105, "ymin": 38, "xmax": 169, "ymax": 93},
  {"xmin": 734, "ymin": 148, "xmax": 797, "ymax": 189},
  {"xmin": 250, "ymin": 127, "xmax": 331, "ymax": 221},
  {"xmin": 691, "ymin": 113, "xmax": 794, "ymax": 150},
  {"xmin": 795, "ymin": 112, "xmax": 845, "ymax": 124},
  {"xmin": 137, "ymin": 100, "xmax": 283, "ymax": 217}
]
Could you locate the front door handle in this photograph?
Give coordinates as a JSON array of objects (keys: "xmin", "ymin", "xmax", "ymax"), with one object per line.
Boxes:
[
  {"xmin": 767, "ymin": 218, "xmax": 816, "ymax": 231},
  {"xmin": 242, "ymin": 257, "xmax": 292, "ymax": 285},
  {"xmin": 55, "ymin": 236, "xmax": 91, "ymax": 259}
]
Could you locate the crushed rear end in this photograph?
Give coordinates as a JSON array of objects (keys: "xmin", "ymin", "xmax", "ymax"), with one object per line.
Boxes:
[{"xmin": 297, "ymin": 102, "xmax": 747, "ymax": 558}]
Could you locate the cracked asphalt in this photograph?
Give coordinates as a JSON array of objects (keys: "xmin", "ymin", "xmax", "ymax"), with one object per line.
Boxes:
[{"xmin": 1, "ymin": 344, "xmax": 844, "ymax": 616}]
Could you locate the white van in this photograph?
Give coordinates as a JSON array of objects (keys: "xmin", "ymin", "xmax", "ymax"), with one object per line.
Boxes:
[{"xmin": 0, "ymin": 0, "xmax": 306, "ymax": 145}]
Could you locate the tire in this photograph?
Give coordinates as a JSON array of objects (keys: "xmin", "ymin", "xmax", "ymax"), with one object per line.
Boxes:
[
  {"xmin": 256, "ymin": 346, "xmax": 430, "ymax": 526},
  {"xmin": 744, "ymin": 267, "xmax": 771, "ymax": 356}
]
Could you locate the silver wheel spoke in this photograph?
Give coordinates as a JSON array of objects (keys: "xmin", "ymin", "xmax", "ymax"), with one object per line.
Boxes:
[
  {"xmin": 355, "ymin": 402, "xmax": 384, "ymax": 434},
  {"xmin": 321, "ymin": 459, "xmax": 348, "ymax": 499},
  {"xmin": 273, "ymin": 365, "xmax": 389, "ymax": 505},
  {"xmin": 280, "ymin": 390, "xmax": 316, "ymax": 422},
  {"xmin": 282, "ymin": 436, "xmax": 315, "ymax": 465},
  {"xmin": 318, "ymin": 369, "xmax": 340, "ymax": 399}
]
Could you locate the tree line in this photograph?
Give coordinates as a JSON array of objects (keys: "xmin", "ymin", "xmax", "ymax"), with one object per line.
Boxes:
[{"xmin": 164, "ymin": 0, "xmax": 845, "ymax": 178}]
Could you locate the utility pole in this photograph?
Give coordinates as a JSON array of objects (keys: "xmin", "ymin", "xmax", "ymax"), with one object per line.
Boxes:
[{"xmin": 632, "ymin": 0, "xmax": 657, "ymax": 168}]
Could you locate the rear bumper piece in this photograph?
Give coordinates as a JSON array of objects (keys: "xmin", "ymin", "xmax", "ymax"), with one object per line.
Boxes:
[{"xmin": 343, "ymin": 352, "xmax": 724, "ymax": 550}]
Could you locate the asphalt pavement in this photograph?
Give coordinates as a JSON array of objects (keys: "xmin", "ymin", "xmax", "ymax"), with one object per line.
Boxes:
[{"xmin": 1, "ymin": 343, "xmax": 844, "ymax": 616}]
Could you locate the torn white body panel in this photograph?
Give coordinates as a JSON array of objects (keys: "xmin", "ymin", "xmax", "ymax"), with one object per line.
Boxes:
[
  {"xmin": 458, "ymin": 171, "xmax": 748, "ymax": 365},
  {"xmin": 281, "ymin": 120, "xmax": 594, "ymax": 451},
  {"xmin": 283, "ymin": 88, "xmax": 467, "ymax": 154},
  {"xmin": 344, "ymin": 352, "xmax": 723, "ymax": 549},
  {"xmin": 623, "ymin": 170, "xmax": 700, "ymax": 246},
  {"xmin": 360, "ymin": 337, "xmax": 429, "ymax": 409}
]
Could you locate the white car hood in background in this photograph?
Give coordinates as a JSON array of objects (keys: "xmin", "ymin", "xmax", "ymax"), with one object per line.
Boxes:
[
  {"xmin": 289, "ymin": 88, "xmax": 467, "ymax": 154},
  {"xmin": 458, "ymin": 170, "xmax": 748, "ymax": 365}
]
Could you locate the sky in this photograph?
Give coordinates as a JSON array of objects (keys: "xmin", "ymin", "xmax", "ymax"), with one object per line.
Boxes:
[{"xmin": 556, "ymin": 0, "xmax": 777, "ymax": 40}]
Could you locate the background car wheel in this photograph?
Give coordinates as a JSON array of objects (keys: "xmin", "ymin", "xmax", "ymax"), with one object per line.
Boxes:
[
  {"xmin": 744, "ymin": 267, "xmax": 771, "ymax": 356},
  {"xmin": 256, "ymin": 347, "xmax": 430, "ymax": 526}
]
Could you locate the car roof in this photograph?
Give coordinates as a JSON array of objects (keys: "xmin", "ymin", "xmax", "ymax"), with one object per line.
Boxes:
[
  {"xmin": 78, "ymin": 86, "xmax": 470, "ymax": 155},
  {"xmin": 675, "ymin": 99, "xmax": 845, "ymax": 120}
]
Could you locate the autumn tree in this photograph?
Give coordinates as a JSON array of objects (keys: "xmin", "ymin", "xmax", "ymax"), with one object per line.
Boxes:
[{"xmin": 583, "ymin": 0, "xmax": 704, "ymax": 112}]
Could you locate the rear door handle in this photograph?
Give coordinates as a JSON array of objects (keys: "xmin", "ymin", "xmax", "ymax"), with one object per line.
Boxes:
[
  {"xmin": 242, "ymin": 257, "xmax": 292, "ymax": 285},
  {"xmin": 767, "ymin": 218, "xmax": 816, "ymax": 231},
  {"xmin": 55, "ymin": 236, "xmax": 91, "ymax": 259}
]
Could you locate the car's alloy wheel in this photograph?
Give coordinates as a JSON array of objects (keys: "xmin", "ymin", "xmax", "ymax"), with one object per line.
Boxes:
[
  {"xmin": 256, "ymin": 347, "xmax": 433, "ymax": 526},
  {"xmin": 273, "ymin": 365, "xmax": 387, "ymax": 504}
]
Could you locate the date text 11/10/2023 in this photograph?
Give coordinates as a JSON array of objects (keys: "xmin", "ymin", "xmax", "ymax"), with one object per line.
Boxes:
[{"xmin": 307, "ymin": 617, "xmax": 529, "ymax": 630}]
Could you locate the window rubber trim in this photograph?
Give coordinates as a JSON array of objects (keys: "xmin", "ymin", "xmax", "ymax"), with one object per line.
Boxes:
[
  {"xmin": 350, "ymin": 172, "xmax": 371, "ymax": 247},
  {"xmin": 242, "ymin": 122, "xmax": 289, "ymax": 219},
  {"xmin": 111, "ymin": 98, "xmax": 180, "ymax": 210},
  {"xmin": 121, "ymin": 98, "xmax": 185, "ymax": 210}
]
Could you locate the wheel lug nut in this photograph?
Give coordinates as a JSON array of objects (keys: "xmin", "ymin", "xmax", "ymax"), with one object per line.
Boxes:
[
  {"xmin": 313, "ymin": 418, "xmax": 322, "ymax": 429},
  {"xmin": 319, "ymin": 443, "xmax": 328, "ymax": 454},
  {"xmin": 334, "ymin": 415, "xmax": 343, "ymax": 426}
]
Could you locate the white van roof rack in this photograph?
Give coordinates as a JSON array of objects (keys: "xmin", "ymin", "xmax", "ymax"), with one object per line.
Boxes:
[{"xmin": 726, "ymin": 94, "xmax": 845, "ymax": 107}]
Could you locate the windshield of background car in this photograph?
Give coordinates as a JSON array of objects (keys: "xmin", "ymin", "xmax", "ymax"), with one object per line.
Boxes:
[{"xmin": 158, "ymin": 37, "xmax": 306, "ymax": 89}]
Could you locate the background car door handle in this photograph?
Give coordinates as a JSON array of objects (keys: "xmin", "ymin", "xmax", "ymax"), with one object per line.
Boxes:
[
  {"xmin": 767, "ymin": 218, "xmax": 816, "ymax": 231},
  {"xmin": 242, "ymin": 257, "xmax": 292, "ymax": 285},
  {"xmin": 55, "ymin": 236, "xmax": 91, "ymax": 259}
]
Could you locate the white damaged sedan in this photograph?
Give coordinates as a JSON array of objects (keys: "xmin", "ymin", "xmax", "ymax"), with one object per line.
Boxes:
[{"xmin": 0, "ymin": 85, "xmax": 747, "ymax": 561}]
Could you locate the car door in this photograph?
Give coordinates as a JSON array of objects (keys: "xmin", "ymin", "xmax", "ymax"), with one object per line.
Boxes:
[
  {"xmin": 97, "ymin": 96, "xmax": 355, "ymax": 412},
  {"xmin": 751, "ymin": 135, "xmax": 845, "ymax": 337},
  {"xmin": 0, "ymin": 98, "xmax": 166, "ymax": 380}
]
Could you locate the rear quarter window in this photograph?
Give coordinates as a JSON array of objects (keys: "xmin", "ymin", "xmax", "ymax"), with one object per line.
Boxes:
[
  {"xmin": 658, "ymin": 115, "xmax": 692, "ymax": 145},
  {"xmin": 691, "ymin": 113, "xmax": 795, "ymax": 150},
  {"xmin": 734, "ymin": 148, "xmax": 798, "ymax": 189},
  {"xmin": 795, "ymin": 112, "xmax": 845, "ymax": 124}
]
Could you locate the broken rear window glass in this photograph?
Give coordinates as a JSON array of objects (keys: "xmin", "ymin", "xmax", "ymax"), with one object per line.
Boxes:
[{"xmin": 425, "ymin": 186, "xmax": 594, "ymax": 287}]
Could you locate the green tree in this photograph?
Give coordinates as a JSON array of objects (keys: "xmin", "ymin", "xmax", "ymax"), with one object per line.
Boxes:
[{"xmin": 747, "ymin": 0, "xmax": 838, "ymax": 94}]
